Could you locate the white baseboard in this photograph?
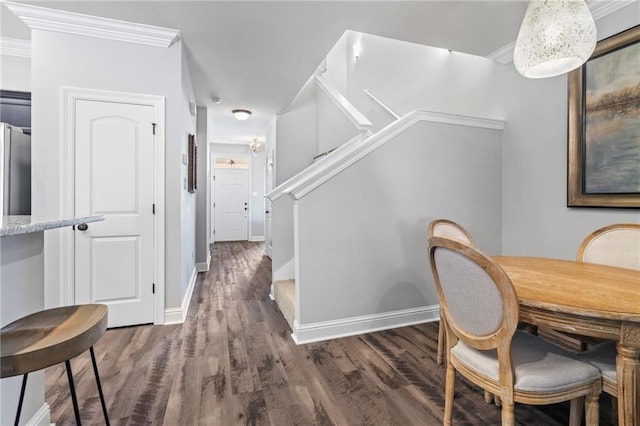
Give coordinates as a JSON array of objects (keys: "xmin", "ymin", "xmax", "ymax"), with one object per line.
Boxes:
[
  {"xmin": 196, "ymin": 250, "xmax": 211, "ymax": 272},
  {"xmin": 273, "ymin": 258, "xmax": 295, "ymax": 282},
  {"xmin": 26, "ymin": 402, "xmax": 50, "ymax": 426},
  {"xmin": 250, "ymin": 236, "xmax": 265, "ymax": 242},
  {"xmin": 291, "ymin": 304, "xmax": 440, "ymax": 345},
  {"xmin": 164, "ymin": 267, "xmax": 198, "ymax": 325}
]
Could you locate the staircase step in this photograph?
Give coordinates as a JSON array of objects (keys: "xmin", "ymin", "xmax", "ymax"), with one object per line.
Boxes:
[{"xmin": 273, "ymin": 279, "xmax": 295, "ymax": 330}]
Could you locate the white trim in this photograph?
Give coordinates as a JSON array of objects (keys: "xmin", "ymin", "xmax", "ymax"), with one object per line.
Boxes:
[
  {"xmin": 196, "ymin": 248, "xmax": 211, "ymax": 272},
  {"xmin": 291, "ymin": 305, "xmax": 440, "ymax": 345},
  {"xmin": 0, "ymin": 37, "xmax": 31, "ymax": 58},
  {"xmin": 164, "ymin": 266, "xmax": 197, "ymax": 325},
  {"xmin": 61, "ymin": 87, "xmax": 166, "ymax": 325},
  {"xmin": 588, "ymin": 0, "xmax": 635, "ymax": 20},
  {"xmin": 248, "ymin": 153, "xmax": 254, "ymax": 242},
  {"xmin": 487, "ymin": 0, "xmax": 635, "ymax": 64},
  {"xmin": 266, "ymin": 133, "xmax": 365, "ymax": 202},
  {"xmin": 163, "ymin": 306, "xmax": 184, "ymax": 325},
  {"xmin": 315, "ymin": 76, "xmax": 372, "ymax": 131},
  {"xmin": 25, "ymin": 402, "xmax": 50, "ymax": 426},
  {"xmin": 293, "ymin": 201, "xmax": 301, "ymax": 328},
  {"xmin": 4, "ymin": 1, "xmax": 180, "ymax": 48},
  {"xmin": 487, "ymin": 40, "xmax": 516, "ymax": 65},
  {"xmin": 363, "ymin": 88, "xmax": 400, "ymax": 119},
  {"xmin": 249, "ymin": 236, "xmax": 265, "ymax": 242},
  {"xmin": 281, "ymin": 110, "xmax": 504, "ymax": 201}
]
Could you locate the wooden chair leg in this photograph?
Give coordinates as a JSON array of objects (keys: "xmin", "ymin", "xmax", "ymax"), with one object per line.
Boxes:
[
  {"xmin": 444, "ymin": 363, "xmax": 455, "ymax": 426},
  {"xmin": 569, "ymin": 397, "xmax": 584, "ymax": 426},
  {"xmin": 437, "ymin": 313, "xmax": 445, "ymax": 366},
  {"xmin": 584, "ymin": 393, "xmax": 600, "ymax": 426},
  {"xmin": 483, "ymin": 390, "xmax": 493, "ymax": 404},
  {"xmin": 500, "ymin": 401, "xmax": 515, "ymax": 426}
]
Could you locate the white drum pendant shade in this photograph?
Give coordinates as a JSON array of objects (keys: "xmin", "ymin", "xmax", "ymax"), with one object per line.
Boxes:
[{"xmin": 514, "ymin": 0, "xmax": 597, "ymax": 79}]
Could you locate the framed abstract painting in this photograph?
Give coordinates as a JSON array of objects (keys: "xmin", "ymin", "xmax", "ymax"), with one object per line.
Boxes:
[{"xmin": 567, "ymin": 25, "xmax": 640, "ymax": 207}]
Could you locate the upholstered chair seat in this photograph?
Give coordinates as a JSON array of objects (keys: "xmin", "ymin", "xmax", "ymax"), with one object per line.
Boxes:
[
  {"xmin": 452, "ymin": 330, "xmax": 601, "ymax": 393},
  {"xmin": 578, "ymin": 341, "xmax": 617, "ymax": 393}
]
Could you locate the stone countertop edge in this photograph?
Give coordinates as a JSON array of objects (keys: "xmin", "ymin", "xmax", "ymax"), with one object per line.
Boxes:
[{"xmin": 0, "ymin": 215, "xmax": 105, "ymax": 237}]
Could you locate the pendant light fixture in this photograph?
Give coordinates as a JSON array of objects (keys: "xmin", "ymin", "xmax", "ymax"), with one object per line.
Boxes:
[
  {"xmin": 514, "ymin": 0, "xmax": 597, "ymax": 79},
  {"xmin": 232, "ymin": 109, "xmax": 252, "ymax": 121},
  {"xmin": 249, "ymin": 138, "xmax": 263, "ymax": 154}
]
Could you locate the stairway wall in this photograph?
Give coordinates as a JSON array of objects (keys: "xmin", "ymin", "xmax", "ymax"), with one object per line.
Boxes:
[{"xmin": 295, "ymin": 119, "xmax": 502, "ymax": 337}]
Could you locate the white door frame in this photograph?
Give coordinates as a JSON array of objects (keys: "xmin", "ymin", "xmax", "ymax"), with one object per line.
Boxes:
[
  {"xmin": 211, "ymin": 151, "xmax": 251, "ymax": 242},
  {"xmin": 61, "ymin": 87, "xmax": 166, "ymax": 325},
  {"xmin": 264, "ymin": 150, "xmax": 274, "ymax": 257}
]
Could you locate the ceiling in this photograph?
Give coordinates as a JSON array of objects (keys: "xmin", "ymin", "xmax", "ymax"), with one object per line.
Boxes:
[{"xmin": 1, "ymin": 1, "xmax": 531, "ymax": 143}]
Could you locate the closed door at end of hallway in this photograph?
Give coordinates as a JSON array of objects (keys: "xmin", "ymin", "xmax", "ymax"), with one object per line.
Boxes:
[{"xmin": 214, "ymin": 168, "xmax": 249, "ymax": 241}]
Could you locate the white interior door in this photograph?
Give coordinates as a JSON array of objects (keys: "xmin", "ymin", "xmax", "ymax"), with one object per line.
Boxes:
[
  {"xmin": 214, "ymin": 167, "xmax": 249, "ymax": 241},
  {"xmin": 264, "ymin": 151, "xmax": 274, "ymax": 258},
  {"xmin": 74, "ymin": 99, "xmax": 155, "ymax": 327}
]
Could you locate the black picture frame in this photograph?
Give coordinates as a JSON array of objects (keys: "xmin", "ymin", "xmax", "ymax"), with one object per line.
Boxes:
[{"xmin": 188, "ymin": 133, "xmax": 197, "ymax": 193}]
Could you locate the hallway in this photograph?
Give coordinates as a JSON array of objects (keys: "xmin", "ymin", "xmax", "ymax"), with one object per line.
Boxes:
[{"xmin": 45, "ymin": 241, "xmax": 611, "ymax": 425}]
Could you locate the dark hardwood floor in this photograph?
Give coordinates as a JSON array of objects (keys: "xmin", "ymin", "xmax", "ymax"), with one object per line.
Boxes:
[{"xmin": 45, "ymin": 241, "xmax": 614, "ymax": 425}]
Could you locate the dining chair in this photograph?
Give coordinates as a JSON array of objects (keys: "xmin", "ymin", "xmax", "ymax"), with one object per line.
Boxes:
[
  {"xmin": 576, "ymin": 223, "xmax": 640, "ymax": 422},
  {"xmin": 577, "ymin": 223, "xmax": 640, "ymax": 270},
  {"xmin": 428, "ymin": 236, "xmax": 602, "ymax": 426},
  {"xmin": 427, "ymin": 219, "xmax": 475, "ymax": 366}
]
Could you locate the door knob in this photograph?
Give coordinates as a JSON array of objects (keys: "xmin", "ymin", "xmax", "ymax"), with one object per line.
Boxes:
[{"xmin": 77, "ymin": 223, "xmax": 89, "ymax": 231}]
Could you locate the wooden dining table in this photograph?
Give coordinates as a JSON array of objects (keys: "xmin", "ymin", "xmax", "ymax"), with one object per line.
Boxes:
[{"xmin": 493, "ymin": 256, "xmax": 640, "ymax": 426}]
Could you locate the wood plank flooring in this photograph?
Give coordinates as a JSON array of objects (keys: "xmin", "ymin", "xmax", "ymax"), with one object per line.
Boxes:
[{"xmin": 45, "ymin": 241, "xmax": 614, "ymax": 425}]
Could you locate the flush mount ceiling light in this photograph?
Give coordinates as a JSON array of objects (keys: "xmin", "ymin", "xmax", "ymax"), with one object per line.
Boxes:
[
  {"xmin": 514, "ymin": 0, "xmax": 597, "ymax": 79},
  {"xmin": 232, "ymin": 109, "xmax": 252, "ymax": 121}
]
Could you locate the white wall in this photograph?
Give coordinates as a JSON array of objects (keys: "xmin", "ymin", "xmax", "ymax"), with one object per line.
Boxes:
[
  {"xmin": 195, "ymin": 106, "xmax": 210, "ymax": 268},
  {"xmin": 275, "ymin": 80, "xmax": 317, "ymax": 185},
  {"xmin": 500, "ymin": 4, "xmax": 640, "ymax": 259},
  {"xmin": 316, "ymin": 83, "xmax": 360, "ymax": 155},
  {"xmin": 342, "ymin": 31, "xmax": 502, "ymax": 132},
  {"xmin": 250, "ymin": 148, "xmax": 266, "ymax": 238},
  {"xmin": 180, "ymin": 49, "xmax": 197, "ymax": 296},
  {"xmin": 0, "ymin": 53, "xmax": 30, "ymax": 91},
  {"xmin": 30, "ymin": 29, "xmax": 192, "ymax": 311},
  {"xmin": 272, "ymin": 195, "xmax": 294, "ymax": 273},
  {"xmin": 323, "ymin": 31, "xmax": 348, "ymax": 95},
  {"xmin": 296, "ymin": 120, "xmax": 503, "ymax": 326},
  {"xmin": 1, "ymin": 233, "xmax": 47, "ymax": 426}
]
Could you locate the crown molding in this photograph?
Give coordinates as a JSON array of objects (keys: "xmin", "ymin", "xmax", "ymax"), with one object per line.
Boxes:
[
  {"xmin": 487, "ymin": 0, "xmax": 636, "ymax": 65},
  {"xmin": 3, "ymin": 1, "xmax": 180, "ymax": 48},
  {"xmin": 588, "ymin": 0, "xmax": 636, "ymax": 20},
  {"xmin": 487, "ymin": 40, "xmax": 515, "ymax": 65},
  {"xmin": 0, "ymin": 37, "xmax": 31, "ymax": 57}
]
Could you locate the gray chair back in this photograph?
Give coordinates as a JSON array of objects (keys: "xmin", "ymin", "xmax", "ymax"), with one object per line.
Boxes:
[{"xmin": 428, "ymin": 237, "xmax": 518, "ymax": 351}]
